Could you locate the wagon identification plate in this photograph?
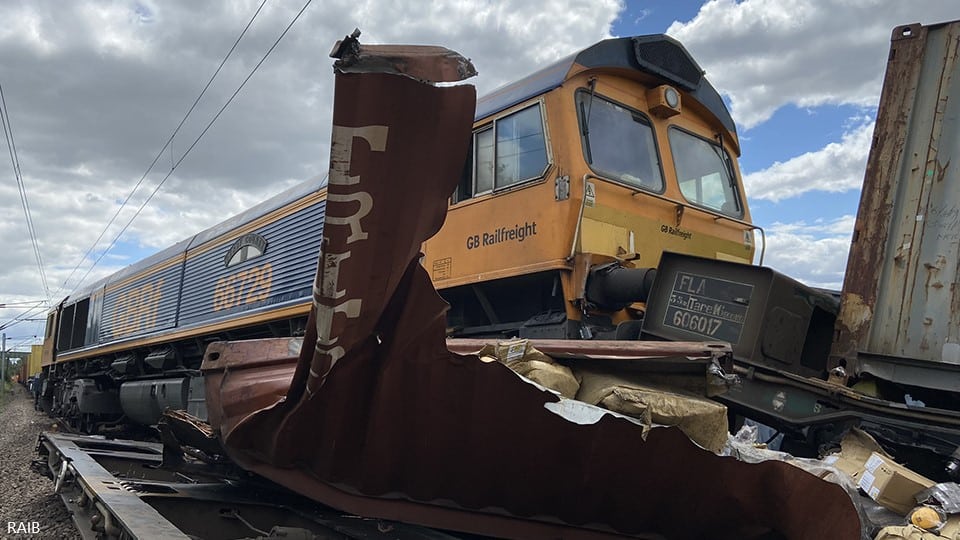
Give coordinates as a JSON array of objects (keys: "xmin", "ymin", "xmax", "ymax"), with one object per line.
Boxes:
[{"xmin": 662, "ymin": 271, "xmax": 752, "ymax": 344}]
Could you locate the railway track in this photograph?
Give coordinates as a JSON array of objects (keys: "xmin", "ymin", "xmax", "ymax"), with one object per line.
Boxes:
[
  {"xmin": 35, "ymin": 427, "xmax": 486, "ymax": 540},
  {"xmin": 37, "ymin": 426, "xmax": 492, "ymax": 540},
  {"xmin": 3, "ymin": 387, "xmax": 476, "ymax": 540}
]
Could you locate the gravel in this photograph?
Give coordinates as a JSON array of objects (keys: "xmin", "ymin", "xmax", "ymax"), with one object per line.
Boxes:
[{"xmin": 0, "ymin": 384, "xmax": 80, "ymax": 539}]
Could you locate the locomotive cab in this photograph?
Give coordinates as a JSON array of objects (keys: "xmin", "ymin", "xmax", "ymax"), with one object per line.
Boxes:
[
  {"xmin": 422, "ymin": 35, "xmax": 758, "ymax": 339},
  {"xmin": 40, "ymin": 305, "xmax": 60, "ymax": 368}
]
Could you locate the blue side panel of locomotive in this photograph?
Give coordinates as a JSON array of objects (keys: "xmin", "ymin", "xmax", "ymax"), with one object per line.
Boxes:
[
  {"xmin": 177, "ymin": 199, "xmax": 325, "ymax": 326},
  {"xmin": 53, "ymin": 178, "xmax": 326, "ymax": 354}
]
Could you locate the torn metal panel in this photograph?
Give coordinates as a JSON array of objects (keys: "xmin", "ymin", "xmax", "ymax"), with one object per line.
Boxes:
[
  {"xmin": 202, "ymin": 37, "xmax": 861, "ymax": 539},
  {"xmin": 448, "ymin": 337, "xmax": 732, "ymax": 362},
  {"xmin": 158, "ymin": 408, "xmax": 224, "ymax": 466},
  {"xmin": 330, "ymin": 29, "xmax": 478, "ymax": 81},
  {"xmin": 204, "ymin": 335, "xmax": 860, "ymax": 539},
  {"xmin": 201, "ymin": 335, "xmax": 304, "ymax": 432},
  {"xmin": 450, "ymin": 338, "xmax": 735, "ymax": 390}
]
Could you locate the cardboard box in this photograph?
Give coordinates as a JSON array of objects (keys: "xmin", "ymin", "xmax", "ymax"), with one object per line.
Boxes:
[
  {"xmin": 823, "ymin": 453, "xmax": 866, "ymax": 481},
  {"xmin": 858, "ymin": 452, "xmax": 936, "ymax": 515},
  {"xmin": 822, "ymin": 427, "xmax": 893, "ymax": 482}
]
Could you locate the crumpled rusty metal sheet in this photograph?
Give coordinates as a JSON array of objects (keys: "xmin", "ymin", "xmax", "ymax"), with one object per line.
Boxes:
[
  {"xmin": 330, "ymin": 29, "xmax": 478, "ymax": 81},
  {"xmin": 202, "ymin": 39, "xmax": 860, "ymax": 539}
]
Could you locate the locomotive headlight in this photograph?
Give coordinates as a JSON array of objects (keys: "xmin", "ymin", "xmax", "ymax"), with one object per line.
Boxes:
[
  {"xmin": 647, "ymin": 85, "xmax": 681, "ymax": 118},
  {"xmin": 664, "ymin": 86, "xmax": 680, "ymax": 108}
]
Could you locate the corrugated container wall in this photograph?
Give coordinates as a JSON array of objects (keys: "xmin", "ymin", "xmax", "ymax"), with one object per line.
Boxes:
[{"xmin": 832, "ymin": 20, "xmax": 960, "ymax": 390}]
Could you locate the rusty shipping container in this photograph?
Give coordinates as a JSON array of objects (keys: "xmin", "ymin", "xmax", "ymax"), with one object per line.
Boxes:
[{"xmin": 832, "ymin": 20, "xmax": 960, "ymax": 393}]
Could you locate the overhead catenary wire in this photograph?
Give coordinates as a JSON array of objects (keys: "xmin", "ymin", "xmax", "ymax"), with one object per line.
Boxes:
[
  {"xmin": 0, "ymin": 300, "xmax": 46, "ymax": 308},
  {"xmin": 0, "ymin": 303, "xmax": 49, "ymax": 332},
  {"xmin": 7, "ymin": 336, "xmax": 40, "ymax": 349},
  {"xmin": 69, "ymin": 0, "xmax": 314, "ymax": 296},
  {"xmin": 0, "ymin": 83, "xmax": 51, "ymax": 302},
  {"xmin": 56, "ymin": 0, "xmax": 272, "ymax": 300}
]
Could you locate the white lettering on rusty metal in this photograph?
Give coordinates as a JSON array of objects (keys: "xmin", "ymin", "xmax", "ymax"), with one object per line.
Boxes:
[
  {"xmin": 321, "ymin": 251, "xmax": 351, "ymax": 299},
  {"xmin": 329, "ymin": 125, "xmax": 388, "ymax": 186},
  {"xmin": 308, "ymin": 124, "xmax": 388, "ymax": 394},
  {"xmin": 324, "ymin": 125, "xmax": 386, "ymax": 243},
  {"xmin": 326, "ymin": 191, "xmax": 373, "ymax": 243},
  {"xmin": 315, "ymin": 299, "xmax": 363, "ymax": 349}
]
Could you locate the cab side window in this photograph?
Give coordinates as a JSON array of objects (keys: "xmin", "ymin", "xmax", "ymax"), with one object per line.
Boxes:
[
  {"xmin": 476, "ymin": 127, "xmax": 495, "ymax": 193},
  {"xmin": 453, "ymin": 103, "xmax": 549, "ymax": 203},
  {"xmin": 495, "ymin": 106, "xmax": 548, "ymax": 189}
]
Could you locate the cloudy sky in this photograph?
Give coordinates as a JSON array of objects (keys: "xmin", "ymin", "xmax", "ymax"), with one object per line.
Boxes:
[{"xmin": 0, "ymin": 0, "xmax": 957, "ymax": 350}]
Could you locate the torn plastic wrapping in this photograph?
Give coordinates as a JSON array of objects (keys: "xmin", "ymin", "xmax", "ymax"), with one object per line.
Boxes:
[
  {"xmin": 875, "ymin": 524, "xmax": 951, "ymax": 540},
  {"xmin": 879, "ymin": 484, "xmax": 960, "ymax": 539},
  {"xmin": 474, "ymin": 342, "xmax": 875, "ymax": 532},
  {"xmin": 576, "ymin": 367, "xmax": 729, "ymax": 452},
  {"xmin": 725, "ymin": 425, "xmax": 902, "ymax": 540},
  {"xmin": 874, "ymin": 513, "xmax": 960, "ymax": 540},
  {"xmin": 918, "ymin": 483, "xmax": 960, "ymax": 515},
  {"xmin": 478, "ymin": 339, "xmax": 729, "ymax": 452},
  {"xmin": 476, "ymin": 339, "xmax": 581, "ymax": 398}
]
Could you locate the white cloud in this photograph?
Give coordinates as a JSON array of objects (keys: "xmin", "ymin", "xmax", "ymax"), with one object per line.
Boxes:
[
  {"xmin": 634, "ymin": 8, "xmax": 652, "ymax": 24},
  {"xmin": 761, "ymin": 216, "xmax": 856, "ymax": 289},
  {"xmin": 667, "ymin": 0, "xmax": 959, "ymax": 129},
  {"xmin": 79, "ymin": 3, "xmax": 153, "ymax": 57},
  {"xmin": 744, "ymin": 119, "xmax": 874, "ymax": 201}
]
